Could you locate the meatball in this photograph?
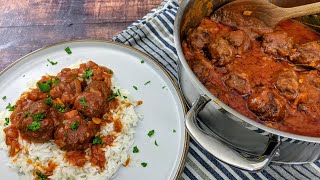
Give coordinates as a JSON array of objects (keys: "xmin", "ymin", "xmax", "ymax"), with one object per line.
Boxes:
[
  {"xmin": 290, "ymin": 41, "xmax": 320, "ymax": 70},
  {"xmin": 275, "ymin": 71, "xmax": 299, "ymax": 100},
  {"xmin": 248, "ymin": 88, "xmax": 286, "ymax": 122},
  {"xmin": 262, "ymin": 31, "xmax": 293, "ymax": 57},
  {"xmin": 187, "ymin": 27, "xmax": 210, "ymax": 51},
  {"xmin": 306, "ymin": 70, "xmax": 320, "ymax": 90},
  {"xmin": 49, "ymin": 68, "xmax": 83, "ymax": 105},
  {"xmin": 19, "ymin": 117, "xmax": 54, "ymax": 143},
  {"xmin": 54, "ymin": 110, "xmax": 96, "ymax": 150},
  {"xmin": 225, "ymin": 30, "xmax": 251, "ymax": 55},
  {"xmin": 86, "ymin": 80, "xmax": 111, "ymax": 99},
  {"xmin": 224, "ymin": 73, "xmax": 251, "ymax": 95},
  {"xmin": 17, "ymin": 100, "xmax": 54, "ymax": 143},
  {"xmin": 208, "ymin": 38, "xmax": 235, "ymax": 66},
  {"xmin": 74, "ymin": 91, "xmax": 105, "ymax": 118}
]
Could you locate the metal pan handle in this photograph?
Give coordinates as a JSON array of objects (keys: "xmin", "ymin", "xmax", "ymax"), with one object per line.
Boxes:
[{"xmin": 185, "ymin": 94, "xmax": 281, "ymax": 172}]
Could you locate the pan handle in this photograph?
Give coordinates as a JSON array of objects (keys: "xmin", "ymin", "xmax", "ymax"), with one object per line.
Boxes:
[{"xmin": 185, "ymin": 94, "xmax": 281, "ymax": 172}]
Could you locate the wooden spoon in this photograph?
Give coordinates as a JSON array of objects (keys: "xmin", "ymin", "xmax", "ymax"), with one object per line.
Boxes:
[{"xmin": 215, "ymin": 0, "xmax": 320, "ymax": 27}]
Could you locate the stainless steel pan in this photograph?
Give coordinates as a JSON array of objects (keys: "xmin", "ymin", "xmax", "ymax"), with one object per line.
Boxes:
[{"xmin": 174, "ymin": 0, "xmax": 320, "ymax": 171}]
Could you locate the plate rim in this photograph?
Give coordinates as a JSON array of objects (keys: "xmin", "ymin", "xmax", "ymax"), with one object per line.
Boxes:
[{"xmin": 0, "ymin": 39, "xmax": 189, "ymax": 179}]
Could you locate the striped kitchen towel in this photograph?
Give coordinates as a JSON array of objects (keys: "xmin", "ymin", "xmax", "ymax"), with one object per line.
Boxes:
[{"xmin": 113, "ymin": 0, "xmax": 320, "ymax": 179}]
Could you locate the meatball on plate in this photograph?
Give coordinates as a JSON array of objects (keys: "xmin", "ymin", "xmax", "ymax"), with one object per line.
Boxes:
[{"xmin": 0, "ymin": 41, "xmax": 187, "ymax": 180}]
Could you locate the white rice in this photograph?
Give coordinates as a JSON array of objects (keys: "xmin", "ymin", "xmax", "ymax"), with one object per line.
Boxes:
[{"xmin": 0, "ymin": 67, "xmax": 141, "ymax": 179}]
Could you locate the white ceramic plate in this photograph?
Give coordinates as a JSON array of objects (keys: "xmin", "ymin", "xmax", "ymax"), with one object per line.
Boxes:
[{"xmin": 0, "ymin": 40, "xmax": 188, "ymax": 180}]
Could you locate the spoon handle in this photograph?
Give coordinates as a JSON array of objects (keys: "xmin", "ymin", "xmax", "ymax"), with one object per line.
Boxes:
[{"xmin": 282, "ymin": 2, "xmax": 320, "ymax": 20}]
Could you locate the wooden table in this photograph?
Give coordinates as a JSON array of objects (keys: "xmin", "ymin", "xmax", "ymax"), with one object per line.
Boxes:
[{"xmin": 0, "ymin": 0, "xmax": 162, "ymax": 71}]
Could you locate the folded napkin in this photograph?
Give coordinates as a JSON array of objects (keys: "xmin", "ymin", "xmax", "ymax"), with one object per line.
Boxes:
[{"xmin": 113, "ymin": 0, "xmax": 320, "ymax": 179}]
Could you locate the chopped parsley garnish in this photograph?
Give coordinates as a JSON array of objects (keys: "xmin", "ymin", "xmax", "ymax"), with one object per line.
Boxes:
[
  {"xmin": 25, "ymin": 112, "xmax": 31, "ymax": 117},
  {"xmin": 133, "ymin": 86, "xmax": 138, "ymax": 90},
  {"xmin": 141, "ymin": 162, "xmax": 148, "ymax": 167},
  {"xmin": 133, "ymin": 146, "xmax": 139, "ymax": 153},
  {"xmin": 147, "ymin": 130, "xmax": 155, "ymax": 137},
  {"xmin": 37, "ymin": 79, "xmax": 52, "ymax": 92},
  {"xmin": 144, "ymin": 81, "xmax": 151, "ymax": 85},
  {"xmin": 117, "ymin": 89, "xmax": 121, "ymax": 97},
  {"xmin": 107, "ymin": 94, "xmax": 117, "ymax": 101},
  {"xmin": 162, "ymin": 86, "xmax": 166, "ymax": 89},
  {"xmin": 34, "ymin": 113, "xmax": 46, "ymax": 121},
  {"xmin": 83, "ymin": 68, "xmax": 93, "ymax": 79},
  {"xmin": 123, "ymin": 96, "xmax": 127, "ymax": 99},
  {"xmin": 109, "ymin": 69, "xmax": 113, "ymax": 74},
  {"xmin": 45, "ymin": 95, "xmax": 53, "ymax": 106},
  {"xmin": 92, "ymin": 136, "xmax": 102, "ymax": 145},
  {"xmin": 36, "ymin": 172, "xmax": 47, "ymax": 180},
  {"xmin": 4, "ymin": 118, "xmax": 9, "ymax": 126},
  {"xmin": 80, "ymin": 97, "xmax": 87, "ymax": 107},
  {"xmin": 173, "ymin": 129, "xmax": 176, "ymax": 133},
  {"xmin": 141, "ymin": 60, "xmax": 145, "ymax": 64},
  {"xmin": 54, "ymin": 105, "xmax": 67, "ymax": 113},
  {"xmin": 53, "ymin": 77, "xmax": 59, "ymax": 85},
  {"xmin": 27, "ymin": 121, "xmax": 41, "ymax": 131},
  {"xmin": 47, "ymin": 59, "xmax": 58, "ymax": 65},
  {"xmin": 2, "ymin": 96, "xmax": 6, "ymax": 100},
  {"xmin": 155, "ymin": 140, "xmax": 158, "ymax": 146},
  {"xmin": 65, "ymin": 47, "xmax": 72, "ymax": 55},
  {"xmin": 70, "ymin": 121, "xmax": 79, "ymax": 130},
  {"xmin": 107, "ymin": 92, "xmax": 119, "ymax": 101},
  {"xmin": 103, "ymin": 115, "xmax": 108, "ymax": 120},
  {"xmin": 6, "ymin": 103, "xmax": 15, "ymax": 111}
]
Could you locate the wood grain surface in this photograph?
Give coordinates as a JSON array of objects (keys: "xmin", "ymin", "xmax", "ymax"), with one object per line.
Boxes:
[{"xmin": 0, "ymin": 0, "xmax": 162, "ymax": 71}]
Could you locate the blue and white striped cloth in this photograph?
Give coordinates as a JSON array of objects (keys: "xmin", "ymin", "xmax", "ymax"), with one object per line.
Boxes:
[{"xmin": 113, "ymin": 0, "xmax": 320, "ymax": 179}]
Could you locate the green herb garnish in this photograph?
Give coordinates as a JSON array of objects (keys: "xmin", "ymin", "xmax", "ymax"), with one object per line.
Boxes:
[
  {"xmin": 25, "ymin": 112, "xmax": 31, "ymax": 117},
  {"xmin": 103, "ymin": 115, "xmax": 108, "ymax": 120},
  {"xmin": 141, "ymin": 162, "xmax": 147, "ymax": 167},
  {"xmin": 107, "ymin": 93, "xmax": 118, "ymax": 101},
  {"xmin": 109, "ymin": 69, "xmax": 113, "ymax": 74},
  {"xmin": 4, "ymin": 118, "xmax": 9, "ymax": 126},
  {"xmin": 65, "ymin": 47, "xmax": 72, "ymax": 55},
  {"xmin": 144, "ymin": 81, "xmax": 151, "ymax": 85},
  {"xmin": 155, "ymin": 140, "xmax": 158, "ymax": 146},
  {"xmin": 92, "ymin": 136, "xmax": 102, "ymax": 145},
  {"xmin": 133, "ymin": 86, "xmax": 138, "ymax": 90},
  {"xmin": 6, "ymin": 103, "xmax": 15, "ymax": 111},
  {"xmin": 47, "ymin": 59, "xmax": 58, "ymax": 65},
  {"xmin": 173, "ymin": 129, "xmax": 176, "ymax": 133},
  {"xmin": 117, "ymin": 89, "xmax": 121, "ymax": 96},
  {"xmin": 45, "ymin": 95, "xmax": 53, "ymax": 107},
  {"xmin": 83, "ymin": 68, "xmax": 93, "ymax": 79},
  {"xmin": 141, "ymin": 60, "xmax": 145, "ymax": 64},
  {"xmin": 54, "ymin": 105, "xmax": 67, "ymax": 113},
  {"xmin": 147, "ymin": 130, "xmax": 155, "ymax": 137},
  {"xmin": 34, "ymin": 113, "xmax": 46, "ymax": 121},
  {"xmin": 2, "ymin": 96, "xmax": 6, "ymax": 100},
  {"xmin": 133, "ymin": 146, "xmax": 139, "ymax": 153},
  {"xmin": 37, "ymin": 79, "xmax": 52, "ymax": 93},
  {"xmin": 70, "ymin": 121, "xmax": 79, "ymax": 130},
  {"xmin": 123, "ymin": 96, "xmax": 127, "ymax": 99},
  {"xmin": 80, "ymin": 97, "xmax": 87, "ymax": 107},
  {"xmin": 27, "ymin": 121, "xmax": 41, "ymax": 131},
  {"xmin": 53, "ymin": 77, "xmax": 59, "ymax": 85},
  {"xmin": 162, "ymin": 86, "xmax": 166, "ymax": 89},
  {"xmin": 36, "ymin": 172, "xmax": 47, "ymax": 180}
]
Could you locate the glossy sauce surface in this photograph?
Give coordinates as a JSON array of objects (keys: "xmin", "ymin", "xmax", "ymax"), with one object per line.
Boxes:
[{"xmin": 183, "ymin": 14, "xmax": 320, "ymax": 137}]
